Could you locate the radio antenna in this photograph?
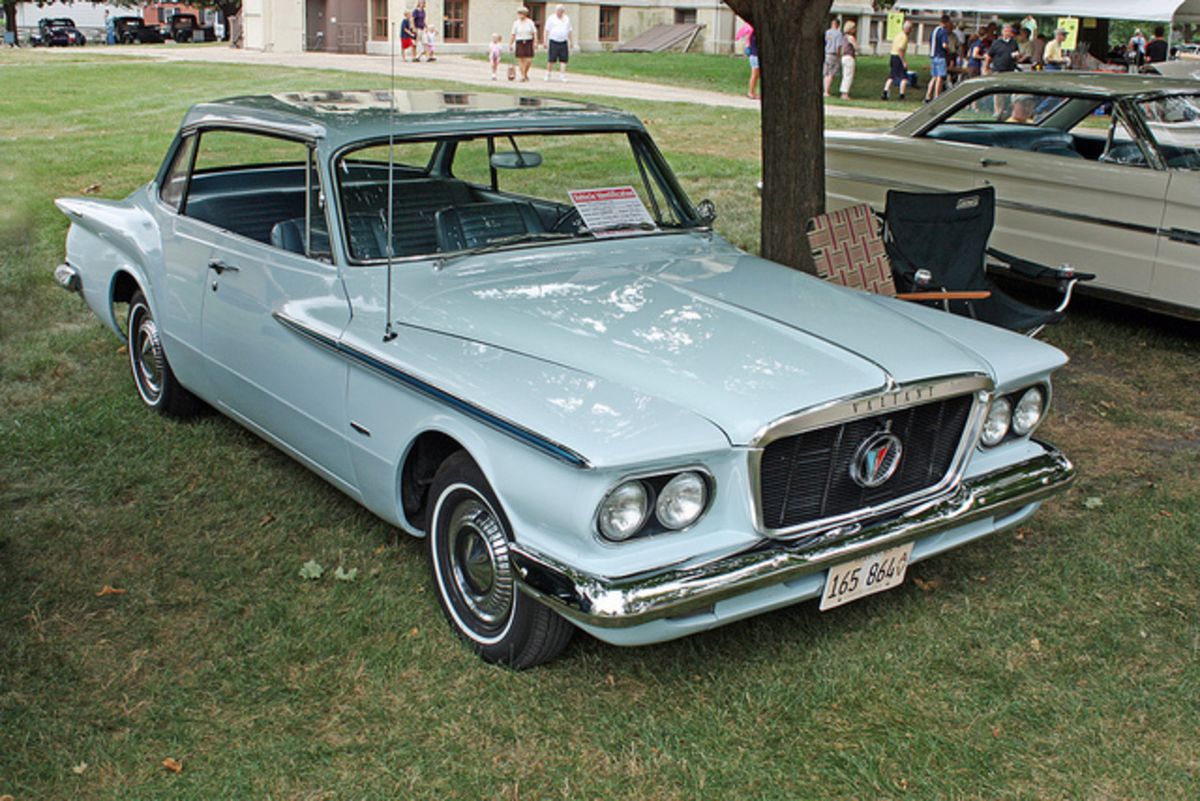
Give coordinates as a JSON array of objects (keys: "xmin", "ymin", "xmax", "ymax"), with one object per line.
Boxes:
[{"xmin": 383, "ymin": 20, "xmax": 398, "ymax": 342}]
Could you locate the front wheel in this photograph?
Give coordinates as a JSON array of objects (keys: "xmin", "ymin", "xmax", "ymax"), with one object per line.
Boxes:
[
  {"xmin": 126, "ymin": 291, "xmax": 199, "ymax": 417},
  {"xmin": 427, "ymin": 452, "xmax": 574, "ymax": 669}
]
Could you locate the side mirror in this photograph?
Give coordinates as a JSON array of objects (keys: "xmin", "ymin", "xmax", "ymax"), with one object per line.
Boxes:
[
  {"xmin": 697, "ymin": 198, "xmax": 717, "ymax": 225},
  {"xmin": 491, "ymin": 151, "xmax": 543, "ymax": 170}
]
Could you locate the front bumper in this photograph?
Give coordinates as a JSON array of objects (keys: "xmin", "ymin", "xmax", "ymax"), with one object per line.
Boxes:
[{"xmin": 511, "ymin": 443, "xmax": 1073, "ymax": 643}]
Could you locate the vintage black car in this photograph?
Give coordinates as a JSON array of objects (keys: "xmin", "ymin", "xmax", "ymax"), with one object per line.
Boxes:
[
  {"xmin": 30, "ymin": 17, "xmax": 86, "ymax": 47},
  {"xmin": 161, "ymin": 13, "xmax": 213, "ymax": 42},
  {"xmin": 109, "ymin": 16, "xmax": 164, "ymax": 44}
]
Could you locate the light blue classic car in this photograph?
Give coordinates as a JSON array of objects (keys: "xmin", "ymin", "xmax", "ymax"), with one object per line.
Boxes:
[{"xmin": 55, "ymin": 90, "xmax": 1075, "ymax": 668}]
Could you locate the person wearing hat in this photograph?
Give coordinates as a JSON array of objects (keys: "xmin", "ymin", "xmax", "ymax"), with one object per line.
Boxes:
[{"xmin": 511, "ymin": 6, "xmax": 538, "ymax": 82}]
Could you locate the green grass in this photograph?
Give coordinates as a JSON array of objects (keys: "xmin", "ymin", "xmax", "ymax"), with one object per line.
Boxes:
[
  {"xmin": 471, "ymin": 50, "xmax": 931, "ymax": 112},
  {"xmin": 2, "ymin": 49, "xmax": 1200, "ymax": 800}
]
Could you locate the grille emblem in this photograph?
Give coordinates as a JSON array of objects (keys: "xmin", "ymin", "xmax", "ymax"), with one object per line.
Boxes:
[{"xmin": 851, "ymin": 431, "xmax": 903, "ymax": 488}]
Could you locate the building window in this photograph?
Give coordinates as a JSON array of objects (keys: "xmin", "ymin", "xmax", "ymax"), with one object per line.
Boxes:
[
  {"xmin": 675, "ymin": 8, "xmax": 696, "ymax": 25},
  {"xmin": 371, "ymin": 0, "xmax": 387, "ymax": 40},
  {"xmin": 443, "ymin": 0, "xmax": 467, "ymax": 43},
  {"xmin": 599, "ymin": 6, "xmax": 619, "ymax": 42},
  {"xmin": 526, "ymin": 2, "xmax": 546, "ymax": 33}
]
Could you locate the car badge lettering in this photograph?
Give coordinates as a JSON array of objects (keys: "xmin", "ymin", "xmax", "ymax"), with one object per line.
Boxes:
[{"xmin": 851, "ymin": 431, "xmax": 904, "ymax": 488}]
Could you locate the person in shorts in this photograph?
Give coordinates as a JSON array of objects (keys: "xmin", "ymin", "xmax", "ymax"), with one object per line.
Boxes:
[
  {"xmin": 881, "ymin": 20, "xmax": 912, "ymax": 101},
  {"xmin": 543, "ymin": 4, "xmax": 573, "ymax": 82},
  {"xmin": 822, "ymin": 18, "xmax": 843, "ymax": 97},
  {"xmin": 925, "ymin": 14, "xmax": 952, "ymax": 103},
  {"xmin": 399, "ymin": 11, "xmax": 415, "ymax": 61}
]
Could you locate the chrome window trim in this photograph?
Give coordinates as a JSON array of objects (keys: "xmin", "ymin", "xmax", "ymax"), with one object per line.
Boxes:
[{"xmin": 747, "ymin": 374, "xmax": 993, "ymax": 540}]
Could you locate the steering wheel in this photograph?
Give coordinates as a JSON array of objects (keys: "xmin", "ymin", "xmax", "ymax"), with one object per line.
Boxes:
[{"xmin": 549, "ymin": 206, "xmax": 584, "ymax": 234}]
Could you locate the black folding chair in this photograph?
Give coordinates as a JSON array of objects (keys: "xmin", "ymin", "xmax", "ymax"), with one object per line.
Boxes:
[{"xmin": 883, "ymin": 187, "xmax": 1093, "ymax": 336}]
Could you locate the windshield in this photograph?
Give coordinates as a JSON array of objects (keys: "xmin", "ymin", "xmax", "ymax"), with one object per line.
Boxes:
[
  {"xmin": 1139, "ymin": 94, "xmax": 1200, "ymax": 170},
  {"xmin": 334, "ymin": 130, "xmax": 697, "ymax": 262}
]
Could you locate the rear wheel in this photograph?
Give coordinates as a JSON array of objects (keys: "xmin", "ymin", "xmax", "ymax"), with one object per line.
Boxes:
[
  {"xmin": 427, "ymin": 451, "xmax": 574, "ymax": 669},
  {"xmin": 126, "ymin": 291, "xmax": 199, "ymax": 417}
]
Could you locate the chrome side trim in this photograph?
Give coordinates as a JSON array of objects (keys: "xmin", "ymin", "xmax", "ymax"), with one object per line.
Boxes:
[
  {"xmin": 273, "ymin": 311, "xmax": 591, "ymax": 469},
  {"xmin": 54, "ymin": 263, "xmax": 81, "ymax": 293},
  {"xmin": 826, "ymin": 169, "xmax": 1162, "ymax": 237},
  {"xmin": 511, "ymin": 444, "xmax": 1074, "ymax": 629}
]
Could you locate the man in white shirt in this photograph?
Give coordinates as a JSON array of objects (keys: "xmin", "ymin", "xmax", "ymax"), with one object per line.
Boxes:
[{"xmin": 543, "ymin": 4, "xmax": 574, "ymax": 82}]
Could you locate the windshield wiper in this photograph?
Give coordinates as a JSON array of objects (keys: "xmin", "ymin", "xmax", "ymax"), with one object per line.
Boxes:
[{"xmin": 580, "ymin": 222, "xmax": 660, "ymax": 236}]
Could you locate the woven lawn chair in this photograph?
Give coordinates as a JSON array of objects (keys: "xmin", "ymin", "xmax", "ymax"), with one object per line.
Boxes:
[{"xmin": 806, "ymin": 203, "xmax": 989, "ymax": 303}]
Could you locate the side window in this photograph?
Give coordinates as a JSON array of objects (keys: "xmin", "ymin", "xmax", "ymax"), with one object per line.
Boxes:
[
  {"xmin": 1140, "ymin": 95, "xmax": 1200, "ymax": 170},
  {"xmin": 159, "ymin": 133, "xmax": 195, "ymax": 211},
  {"xmin": 184, "ymin": 129, "xmax": 330, "ymax": 258}
]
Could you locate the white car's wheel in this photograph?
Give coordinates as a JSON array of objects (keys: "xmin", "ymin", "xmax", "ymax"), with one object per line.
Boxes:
[
  {"xmin": 126, "ymin": 291, "xmax": 199, "ymax": 417},
  {"xmin": 427, "ymin": 452, "xmax": 573, "ymax": 669}
]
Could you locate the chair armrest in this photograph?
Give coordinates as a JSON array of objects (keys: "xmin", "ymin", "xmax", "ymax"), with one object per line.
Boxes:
[
  {"xmin": 895, "ymin": 291, "xmax": 992, "ymax": 301},
  {"xmin": 987, "ymin": 248, "xmax": 1096, "ymax": 282}
]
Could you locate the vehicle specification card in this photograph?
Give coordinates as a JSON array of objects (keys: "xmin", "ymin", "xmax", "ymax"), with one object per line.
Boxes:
[{"xmin": 569, "ymin": 187, "xmax": 656, "ymax": 237}]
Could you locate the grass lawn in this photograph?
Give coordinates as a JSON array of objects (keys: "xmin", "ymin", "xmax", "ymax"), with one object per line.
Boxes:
[
  {"xmin": 2, "ymin": 49, "xmax": 1199, "ymax": 800},
  {"xmin": 471, "ymin": 50, "xmax": 932, "ymax": 113}
]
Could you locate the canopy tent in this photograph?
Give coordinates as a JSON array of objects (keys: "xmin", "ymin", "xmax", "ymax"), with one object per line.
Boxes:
[{"xmin": 894, "ymin": 1, "xmax": 1200, "ymax": 24}]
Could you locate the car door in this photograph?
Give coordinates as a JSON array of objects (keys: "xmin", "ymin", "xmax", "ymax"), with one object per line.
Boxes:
[
  {"xmin": 181, "ymin": 128, "xmax": 357, "ymax": 491},
  {"xmin": 1138, "ymin": 94, "xmax": 1200, "ymax": 315},
  {"xmin": 973, "ymin": 99, "xmax": 1167, "ymax": 298}
]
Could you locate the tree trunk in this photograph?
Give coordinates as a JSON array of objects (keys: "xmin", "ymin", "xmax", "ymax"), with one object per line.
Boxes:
[{"xmin": 726, "ymin": 0, "xmax": 833, "ymax": 274}]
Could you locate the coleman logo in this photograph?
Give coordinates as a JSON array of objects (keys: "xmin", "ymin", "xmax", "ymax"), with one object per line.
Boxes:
[{"xmin": 851, "ymin": 431, "xmax": 903, "ymax": 488}]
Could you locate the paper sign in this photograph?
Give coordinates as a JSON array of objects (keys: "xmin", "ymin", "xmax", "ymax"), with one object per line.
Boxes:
[
  {"xmin": 1057, "ymin": 17, "xmax": 1079, "ymax": 51},
  {"xmin": 568, "ymin": 187, "xmax": 655, "ymax": 237},
  {"xmin": 887, "ymin": 12, "xmax": 905, "ymax": 42}
]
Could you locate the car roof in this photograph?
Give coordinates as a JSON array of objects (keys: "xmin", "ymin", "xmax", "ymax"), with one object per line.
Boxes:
[
  {"xmin": 181, "ymin": 90, "xmax": 642, "ymax": 147},
  {"xmin": 893, "ymin": 72, "xmax": 1200, "ymax": 135}
]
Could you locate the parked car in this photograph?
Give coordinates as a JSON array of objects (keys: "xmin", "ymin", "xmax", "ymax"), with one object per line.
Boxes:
[
  {"xmin": 826, "ymin": 73, "xmax": 1200, "ymax": 321},
  {"xmin": 109, "ymin": 15, "xmax": 165, "ymax": 45},
  {"xmin": 160, "ymin": 13, "xmax": 212, "ymax": 42},
  {"xmin": 53, "ymin": 91, "xmax": 1075, "ymax": 668},
  {"xmin": 30, "ymin": 17, "xmax": 86, "ymax": 47}
]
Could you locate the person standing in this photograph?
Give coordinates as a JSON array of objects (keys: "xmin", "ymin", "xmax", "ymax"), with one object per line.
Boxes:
[
  {"xmin": 412, "ymin": 0, "xmax": 427, "ymax": 61},
  {"xmin": 882, "ymin": 20, "xmax": 912, "ymax": 100},
  {"xmin": 1044, "ymin": 27, "xmax": 1069, "ymax": 70},
  {"xmin": 399, "ymin": 11, "xmax": 415, "ymax": 61},
  {"xmin": 924, "ymin": 15, "xmax": 952, "ymax": 102},
  {"xmin": 822, "ymin": 18, "xmax": 843, "ymax": 98},
  {"xmin": 984, "ymin": 23, "xmax": 1020, "ymax": 75},
  {"xmin": 510, "ymin": 6, "xmax": 537, "ymax": 82},
  {"xmin": 839, "ymin": 20, "xmax": 858, "ymax": 100},
  {"xmin": 1146, "ymin": 26, "xmax": 1169, "ymax": 63},
  {"xmin": 489, "ymin": 33, "xmax": 503, "ymax": 80},
  {"xmin": 543, "ymin": 4, "xmax": 573, "ymax": 82}
]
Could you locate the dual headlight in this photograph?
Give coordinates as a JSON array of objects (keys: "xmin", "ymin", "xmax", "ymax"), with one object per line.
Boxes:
[
  {"xmin": 981, "ymin": 386, "xmax": 1047, "ymax": 447},
  {"xmin": 597, "ymin": 470, "xmax": 711, "ymax": 542}
]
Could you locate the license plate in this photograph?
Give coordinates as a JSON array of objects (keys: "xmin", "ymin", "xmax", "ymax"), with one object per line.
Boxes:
[{"xmin": 819, "ymin": 542, "xmax": 914, "ymax": 611}]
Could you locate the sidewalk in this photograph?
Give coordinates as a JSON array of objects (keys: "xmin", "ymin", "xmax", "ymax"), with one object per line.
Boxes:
[{"xmin": 81, "ymin": 45, "xmax": 909, "ymax": 122}]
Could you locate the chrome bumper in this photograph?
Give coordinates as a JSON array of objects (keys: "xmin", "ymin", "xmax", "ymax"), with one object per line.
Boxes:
[
  {"xmin": 511, "ymin": 444, "xmax": 1074, "ymax": 629},
  {"xmin": 54, "ymin": 263, "xmax": 81, "ymax": 293}
]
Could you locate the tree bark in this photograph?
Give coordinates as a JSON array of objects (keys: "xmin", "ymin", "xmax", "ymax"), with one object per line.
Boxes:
[
  {"xmin": 5, "ymin": 1, "xmax": 19, "ymax": 44},
  {"xmin": 726, "ymin": 0, "xmax": 833, "ymax": 274}
]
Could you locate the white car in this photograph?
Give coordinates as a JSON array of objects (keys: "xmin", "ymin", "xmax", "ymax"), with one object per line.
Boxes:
[{"xmin": 826, "ymin": 73, "xmax": 1200, "ymax": 320}]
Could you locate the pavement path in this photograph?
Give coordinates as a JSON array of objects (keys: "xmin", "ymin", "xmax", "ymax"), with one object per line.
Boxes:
[{"xmin": 79, "ymin": 44, "xmax": 910, "ymax": 122}]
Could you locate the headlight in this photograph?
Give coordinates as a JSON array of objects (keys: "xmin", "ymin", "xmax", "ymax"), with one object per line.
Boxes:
[
  {"xmin": 598, "ymin": 481, "xmax": 649, "ymax": 541},
  {"xmin": 1012, "ymin": 387, "xmax": 1045, "ymax": 436},
  {"xmin": 981, "ymin": 396, "xmax": 1012, "ymax": 447},
  {"xmin": 655, "ymin": 471, "xmax": 707, "ymax": 530}
]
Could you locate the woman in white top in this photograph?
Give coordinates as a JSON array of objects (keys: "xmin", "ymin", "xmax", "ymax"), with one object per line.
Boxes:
[{"xmin": 510, "ymin": 6, "xmax": 538, "ymax": 82}]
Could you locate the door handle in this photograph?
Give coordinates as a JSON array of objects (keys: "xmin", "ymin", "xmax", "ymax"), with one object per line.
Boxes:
[
  {"xmin": 208, "ymin": 259, "xmax": 239, "ymax": 275},
  {"xmin": 980, "ymin": 158, "xmax": 1008, "ymax": 167}
]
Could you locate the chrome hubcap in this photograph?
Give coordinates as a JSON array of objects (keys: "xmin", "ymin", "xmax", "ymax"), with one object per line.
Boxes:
[
  {"xmin": 447, "ymin": 498, "xmax": 513, "ymax": 627},
  {"xmin": 130, "ymin": 306, "xmax": 163, "ymax": 403}
]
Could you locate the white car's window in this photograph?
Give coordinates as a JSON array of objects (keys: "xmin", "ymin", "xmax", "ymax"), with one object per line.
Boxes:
[
  {"xmin": 1139, "ymin": 95, "xmax": 1200, "ymax": 170},
  {"xmin": 942, "ymin": 91, "xmax": 1069, "ymax": 126},
  {"xmin": 183, "ymin": 130, "xmax": 330, "ymax": 260}
]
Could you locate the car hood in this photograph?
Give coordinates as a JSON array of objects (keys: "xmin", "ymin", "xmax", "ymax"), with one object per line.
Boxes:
[{"xmin": 397, "ymin": 235, "xmax": 994, "ymax": 445}]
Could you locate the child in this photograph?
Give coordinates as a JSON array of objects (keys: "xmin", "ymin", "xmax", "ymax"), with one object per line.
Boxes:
[
  {"xmin": 399, "ymin": 12, "xmax": 415, "ymax": 61},
  {"xmin": 422, "ymin": 27, "xmax": 436, "ymax": 62},
  {"xmin": 488, "ymin": 33, "xmax": 503, "ymax": 80}
]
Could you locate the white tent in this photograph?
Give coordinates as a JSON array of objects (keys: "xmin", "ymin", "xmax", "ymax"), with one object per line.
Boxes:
[{"xmin": 894, "ymin": 1, "xmax": 1200, "ymax": 24}]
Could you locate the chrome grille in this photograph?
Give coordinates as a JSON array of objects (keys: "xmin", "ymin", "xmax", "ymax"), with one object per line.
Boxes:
[{"xmin": 759, "ymin": 395, "xmax": 974, "ymax": 531}]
